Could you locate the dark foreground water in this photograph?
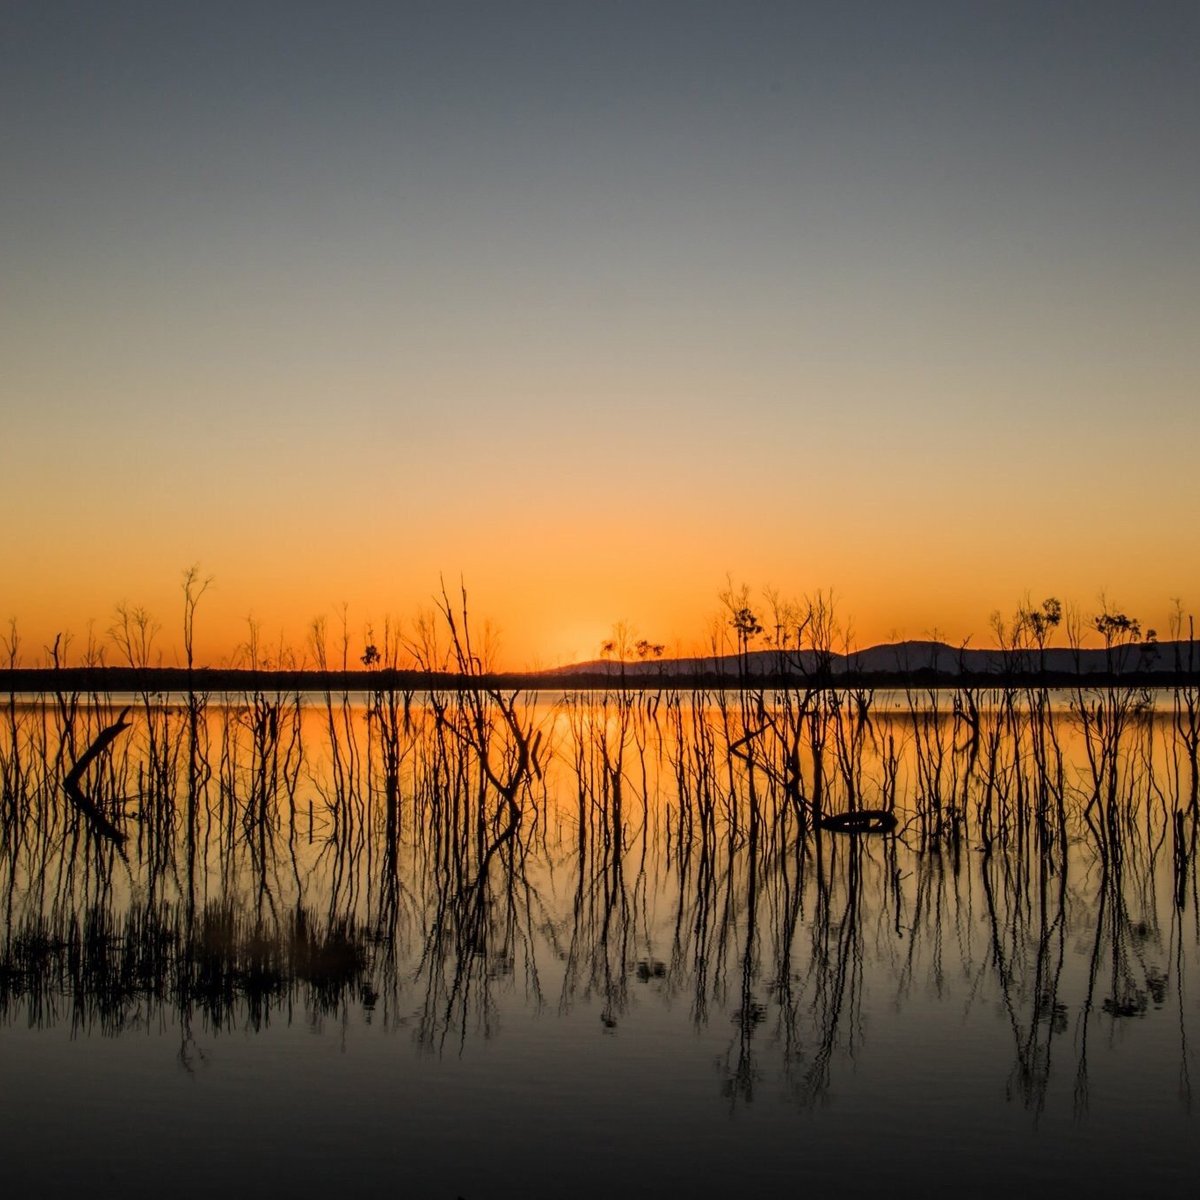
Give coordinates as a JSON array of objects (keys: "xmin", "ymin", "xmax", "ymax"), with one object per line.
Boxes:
[{"xmin": 2, "ymin": 688, "xmax": 1199, "ymax": 1196}]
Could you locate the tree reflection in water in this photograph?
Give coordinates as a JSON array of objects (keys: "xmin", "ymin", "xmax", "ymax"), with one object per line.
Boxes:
[{"xmin": 2, "ymin": 663, "xmax": 1199, "ymax": 1116}]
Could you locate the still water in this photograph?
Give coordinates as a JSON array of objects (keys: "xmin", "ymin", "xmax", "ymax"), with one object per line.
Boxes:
[{"xmin": 2, "ymin": 686, "xmax": 1198, "ymax": 1196}]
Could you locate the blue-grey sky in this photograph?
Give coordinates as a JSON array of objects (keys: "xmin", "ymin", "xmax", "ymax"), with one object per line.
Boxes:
[{"xmin": 3, "ymin": 1, "xmax": 1198, "ymax": 664}]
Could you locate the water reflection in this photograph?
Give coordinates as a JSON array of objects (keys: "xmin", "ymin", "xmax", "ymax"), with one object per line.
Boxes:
[{"xmin": 2, "ymin": 673, "xmax": 1200, "ymax": 1121}]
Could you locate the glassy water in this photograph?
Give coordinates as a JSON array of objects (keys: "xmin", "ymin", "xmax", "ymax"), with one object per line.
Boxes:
[{"xmin": 2, "ymin": 685, "xmax": 1199, "ymax": 1196}]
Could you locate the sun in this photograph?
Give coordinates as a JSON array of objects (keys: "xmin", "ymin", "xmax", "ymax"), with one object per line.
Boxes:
[{"xmin": 532, "ymin": 623, "xmax": 610, "ymax": 671}]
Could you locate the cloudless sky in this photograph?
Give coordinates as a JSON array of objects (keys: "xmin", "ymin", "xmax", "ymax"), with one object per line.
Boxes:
[{"xmin": 2, "ymin": 1, "xmax": 1198, "ymax": 666}]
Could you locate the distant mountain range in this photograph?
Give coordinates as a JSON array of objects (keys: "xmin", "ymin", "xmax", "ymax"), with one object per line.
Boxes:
[{"xmin": 545, "ymin": 638, "xmax": 1196, "ymax": 679}]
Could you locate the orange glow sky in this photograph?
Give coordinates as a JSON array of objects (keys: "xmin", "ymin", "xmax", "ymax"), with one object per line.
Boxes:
[{"xmin": 3, "ymin": 4, "xmax": 1198, "ymax": 669}]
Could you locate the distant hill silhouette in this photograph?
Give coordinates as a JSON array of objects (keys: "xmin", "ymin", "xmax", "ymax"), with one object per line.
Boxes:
[{"xmin": 546, "ymin": 638, "xmax": 1189, "ymax": 679}]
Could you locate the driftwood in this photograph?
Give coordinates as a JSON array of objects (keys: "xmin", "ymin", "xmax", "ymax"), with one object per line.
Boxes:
[
  {"xmin": 63, "ymin": 706, "xmax": 131, "ymax": 848},
  {"xmin": 818, "ymin": 809, "xmax": 897, "ymax": 835}
]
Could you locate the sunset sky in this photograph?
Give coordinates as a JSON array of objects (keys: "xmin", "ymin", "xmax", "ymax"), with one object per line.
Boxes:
[{"xmin": 3, "ymin": 1, "xmax": 1198, "ymax": 668}]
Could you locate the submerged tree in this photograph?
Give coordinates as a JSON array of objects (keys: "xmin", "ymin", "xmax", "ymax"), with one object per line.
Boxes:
[{"xmin": 181, "ymin": 565, "xmax": 213, "ymax": 674}]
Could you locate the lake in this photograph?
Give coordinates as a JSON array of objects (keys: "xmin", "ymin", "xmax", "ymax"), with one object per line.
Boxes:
[{"xmin": 2, "ymin": 683, "xmax": 1198, "ymax": 1196}]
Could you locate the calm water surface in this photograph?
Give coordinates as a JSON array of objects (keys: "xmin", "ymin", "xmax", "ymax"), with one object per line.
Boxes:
[{"xmin": 2, "ymin": 687, "xmax": 1198, "ymax": 1196}]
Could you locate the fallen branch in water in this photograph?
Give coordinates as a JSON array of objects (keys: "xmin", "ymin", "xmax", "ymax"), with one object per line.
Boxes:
[
  {"xmin": 63, "ymin": 706, "xmax": 131, "ymax": 848},
  {"xmin": 818, "ymin": 809, "xmax": 897, "ymax": 835}
]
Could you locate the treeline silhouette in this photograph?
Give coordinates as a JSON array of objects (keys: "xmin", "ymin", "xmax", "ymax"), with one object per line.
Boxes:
[
  {"xmin": 3, "ymin": 654, "xmax": 1200, "ymax": 695},
  {"xmin": 3, "ymin": 577, "xmax": 1198, "ymax": 690}
]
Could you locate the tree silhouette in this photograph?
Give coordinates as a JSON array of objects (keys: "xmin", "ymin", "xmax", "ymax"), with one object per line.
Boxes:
[{"xmin": 730, "ymin": 606, "xmax": 763, "ymax": 657}]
